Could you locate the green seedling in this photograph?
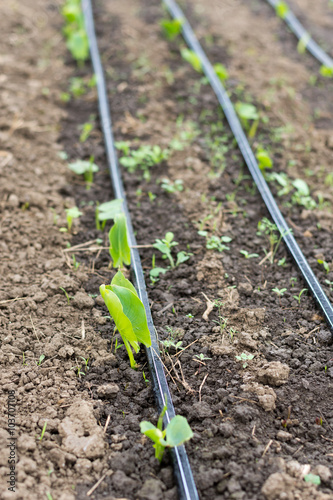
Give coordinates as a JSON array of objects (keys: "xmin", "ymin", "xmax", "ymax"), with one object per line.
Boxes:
[
  {"xmin": 304, "ymin": 474, "xmax": 321, "ymax": 486},
  {"xmin": 278, "ymin": 257, "xmax": 287, "ymax": 267},
  {"xmin": 214, "ymin": 63, "xmax": 229, "ymax": 82},
  {"xmin": 62, "ymin": 0, "xmax": 89, "ymax": 64},
  {"xmin": 257, "ymin": 217, "xmax": 291, "ymax": 264},
  {"xmin": 148, "ymin": 191, "xmax": 156, "ymax": 202},
  {"xmin": 275, "ymin": 0, "xmax": 289, "ymax": 18},
  {"xmin": 293, "ymin": 288, "xmax": 308, "ymax": 305},
  {"xmin": 140, "ymin": 398, "xmax": 193, "ymax": 462},
  {"xmin": 72, "ymin": 254, "xmax": 80, "ymax": 270},
  {"xmin": 50, "ymin": 208, "xmax": 59, "ymax": 225},
  {"xmin": 36, "ymin": 355, "xmax": 45, "ymax": 366},
  {"xmin": 318, "ymin": 259, "xmax": 330, "ymax": 274},
  {"xmin": 68, "ymin": 157, "xmax": 99, "ymax": 190},
  {"xmin": 235, "ymin": 102, "xmax": 259, "ymax": 138},
  {"xmin": 291, "ymin": 179, "xmax": 316, "ymax": 209},
  {"xmin": 160, "ymin": 18, "xmax": 183, "ymax": 40},
  {"xmin": 79, "ymin": 120, "xmax": 94, "ymax": 143},
  {"xmin": 142, "ymin": 370, "xmax": 149, "ymax": 385},
  {"xmin": 194, "ymin": 353, "xmax": 212, "ymax": 361},
  {"xmin": 69, "ymin": 77, "xmax": 86, "ymax": 97},
  {"xmin": 39, "ymin": 421, "xmax": 48, "ymax": 441},
  {"xmin": 80, "ymin": 356, "xmax": 89, "ymax": 373},
  {"xmin": 59, "ymin": 287, "xmax": 72, "ymax": 304},
  {"xmin": 272, "ymin": 287, "xmax": 287, "ymax": 306},
  {"xmin": 160, "ymin": 339, "xmax": 183, "ymax": 353},
  {"xmin": 95, "ymin": 198, "xmax": 123, "ymax": 230},
  {"xmin": 100, "ymin": 271, "xmax": 151, "ymax": 369},
  {"xmin": 256, "ymin": 147, "xmax": 273, "ymax": 172},
  {"xmin": 150, "ymin": 253, "xmax": 168, "ymax": 284},
  {"xmin": 181, "ymin": 48, "xmax": 202, "ymax": 73},
  {"xmin": 160, "ymin": 178, "xmax": 184, "ymax": 193},
  {"xmin": 22, "ymin": 352, "xmax": 27, "ymax": 366},
  {"xmin": 240, "ymin": 250, "xmax": 259, "ymax": 259},
  {"xmin": 46, "ymin": 493, "xmax": 54, "ymax": 500},
  {"xmin": 320, "ymin": 65, "xmax": 333, "ymax": 78},
  {"xmin": 117, "ymin": 144, "xmax": 168, "ymax": 181},
  {"xmin": 199, "ymin": 233, "xmax": 231, "ymax": 253},
  {"xmin": 153, "ymin": 232, "xmax": 191, "ymax": 269},
  {"xmin": 186, "ymin": 313, "xmax": 194, "ymax": 318},
  {"xmin": 290, "ymin": 277, "xmax": 297, "ymax": 287},
  {"xmin": 235, "ymin": 353, "xmax": 254, "ymax": 369},
  {"xmin": 109, "ymin": 213, "xmax": 131, "ymax": 269}
]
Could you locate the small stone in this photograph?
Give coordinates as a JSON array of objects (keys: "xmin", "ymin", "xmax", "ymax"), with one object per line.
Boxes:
[
  {"xmin": 239, "ymin": 332, "xmax": 257, "ymax": 350},
  {"xmin": 8, "ymin": 194, "xmax": 19, "ymax": 207},
  {"xmin": 312, "ymin": 464, "xmax": 331, "ymax": 482},
  {"xmin": 261, "ymin": 472, "xmax": 294, "ymax": 500},
  {"xmin": 17, "ymin": 433, "xmax": 36, "ymax": 452},
  {"xmin": 33, "ymin": 291, "xmax": 48, "ymax": 303},
  {"xmin": 238, "ymin": 282, "xmax": 253, "ymax": 296},
  {"xmin": 72, "ymin": 292, "xmax": 95, "ymax": 309},
  {"xmin": 137, "ymin": 478, "xmax": 164, "ymax": 500},
  {"xmin": 276, "ymin": 430, "xmax": 293, "ymax": 442},
  {"xmin": 97, "ymin": 383, "xmax": 120, "ymax": 399},
  {"xmin": 257, "ymin": 361, "xmax": 290, "ymax": 386},
  {"xmin": 75, "ymin": 458, "xmax": 93, "ymax": 474}
]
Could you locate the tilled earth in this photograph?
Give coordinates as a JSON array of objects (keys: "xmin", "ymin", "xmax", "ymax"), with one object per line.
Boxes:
[{"xmin": 0, "ymin": 0, "xmax": 333, "ymax": 499}]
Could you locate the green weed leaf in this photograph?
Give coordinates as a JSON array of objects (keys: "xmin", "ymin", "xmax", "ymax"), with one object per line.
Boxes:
[{"xmin": 181, "ymin": 48, "xmax": 202, "ymax": 73}]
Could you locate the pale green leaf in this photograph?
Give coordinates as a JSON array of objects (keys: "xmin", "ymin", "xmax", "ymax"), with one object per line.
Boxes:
[
  {"xmin": 165, "ymin": 415, "xmax": 193, "ymax": 447},
  {"xmin": 109, "ymin": 214, "xmax": 131, "ymax": 268}
]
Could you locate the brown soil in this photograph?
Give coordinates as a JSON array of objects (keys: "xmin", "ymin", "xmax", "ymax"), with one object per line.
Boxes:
[{"xmin": 0, "ymin": 0, "xmax": 333, "ymax": 499}]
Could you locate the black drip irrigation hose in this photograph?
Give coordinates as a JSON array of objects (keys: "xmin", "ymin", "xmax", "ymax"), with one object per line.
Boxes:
[
  {"xmin": 81, "ymin": 0, "xmax": 199, "ymax": 499},
  {"xmin": 163, "ymin": 0, "xmax": 333, "ymax": 336},
  {"xmin": 265, "ymin": 0, "xmax": 333, "ymax": 68}
]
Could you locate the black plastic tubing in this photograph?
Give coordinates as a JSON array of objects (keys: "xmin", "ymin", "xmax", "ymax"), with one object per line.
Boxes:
[
  {"xmin": 163, "ymin": 0, "xmax": 333, "ymax": 336},
  {"xmin": 81, "ymin": 0, "xmax": 199, "ymax": 498},
  {"xmin": 266, "ymin": 0, "xmax": 333, "ymax": 68}
]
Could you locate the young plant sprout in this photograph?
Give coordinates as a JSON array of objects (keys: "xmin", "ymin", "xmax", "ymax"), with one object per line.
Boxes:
[
  {"xmin": 199, "ymin": 232, "xmax": 232, "ymax": 253},
  {"xmin": 68, "ymin": 157, "xmax": 99, "ymax": 190},
  {"xmin": 272, "ymin": 287, "xmax": 287, "ymax": 306},
  {"xmin": 320, "ymin": 65, "xmax": 333, "ymax": 78},
  {"xmin": 240, "ymin": 250, "xmax": 259, "ymax": 259},
  {"xmin": 100, "ymin": 271, "xmax": 151, "ymax": 369},
  {"xmin": 235, "ymin": 353, "xmax": 254, "ymax": 369},
  {"xmin": 150, "ymin": 254, "xmax": 168, "ymax": 284},
  {"xmin": 275, "ymin": 0, "xmax": 289, "ymax": 18},
  {"xmin": 181, "ymin": 48, "xmax": 202, "ymax": 73},
  {"xmin": 235, "ymin": 102, "xmax": 259, "ymax": 138},
  {"xmin": 257, "ymin": 217, "xmax": 291, "ymax": 264},
  {"xmin": 160, "ymin": 178, "xmax": 184, "ymax": 194},
  {"xmin": 39, "ymin": 421, "xmax": 48, "ymax": 441},
  {"xmin": 116, "ymin": 143, "xmax": 168, "ymax": 181},
  {"xmin": 153, "ymin": 232, "xmax": 192, "ymax": 269},
  {"xmin": 293, "ymin": 288, "xmax": 308, "ymax": 305},
  {"xmin": 318, "ymin": 259, "xmax": 330, "ymax": 274},
  {"xmin": 214, "ymin": 63, "xmax": 229, "ymax": 82},
  {"xmin": 62, "ymin": 0, "xmax": 89, "ymax": 64},
  {"xmin": 109, "ymin": 213, "xmax": 131, "ymax": 269},
  {"xmin": 140, "ymin": 397, "xmax": 193, "ymax": 462},
  {"xmin": 65, "ymin": 206, "xmax": 82, "ymax": 232},
  {"xmin": 79, "ymin": 120, "xmax": 94, "ymax": 143},
  {"xmin": 95, "ymin": 198, "xmax": 123, "ymax": 230},
  {"xmin": 256, "ymin": 147, "xmax": 273, "ymax": 172},
  {"xmin": 194, "ymin": 353, "xmax": 212, "ymax": 361},
  {"xmin": 160, "ymin": 18, "xmax": 183, "ymax": 40}
]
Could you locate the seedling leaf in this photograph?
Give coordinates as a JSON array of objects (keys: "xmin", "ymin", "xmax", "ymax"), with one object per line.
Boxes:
[
  {"xmin": 109, "ymin": 213, "xmax": 131, "ymax": 268},
  {"xmin": 165, "ymin": 415, "xmax": 194, "ymax": 447},
  {"xmin": 181, "ymin": 48, "xmax": 202, "ymax": 73}
]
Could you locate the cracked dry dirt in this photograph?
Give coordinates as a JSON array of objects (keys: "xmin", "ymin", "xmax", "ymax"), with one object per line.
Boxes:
[{"xmin": 1, "ymin": 0, "xmax": 333, "ymax": 499}]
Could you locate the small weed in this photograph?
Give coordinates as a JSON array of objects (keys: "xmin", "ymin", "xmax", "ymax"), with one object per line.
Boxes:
[
  {"xmin": 194, "ymin": 353, "xmax": 212, "ymax": 361},
  {"xmin": 318, "ymin": 259, "xmax": 330, "ymax": 274},
  {"xmin": 79, "ymin": 118, "xmax": 95, "ymax": 143},
  {"xmin": 63, "ymin": 206, "xmax": 82, "ymax": 232},
  {"xmin": 160, "ymin": 18, "xmax": 183, "ymax": 40},
  {"xmin": 153, "ymin": 232, "xmax": 192, "ymax": 269},
  {"xmin": 272, "ymin": 287, "xmax": 287, "ymax": 306},
  {"xmin": 68, "ymin": 157, "xmax": 99, "ymax": 190},
  {"xmin": 235, "ymin": 353, "xmax": 255, "ymax": 368},
  {"xmin": 116, "ymin": 143, "xmax": 168, "ymax": 181},
  {"xmin": 39, "ymin": 421, "xmax": 48, "ymax": 441},
  {"xmin": 160, "ymin": 178, "xmax": 184, "ymax": 194},
  {"xmin": 72, "ymin": 254, "xmax": 80, "ymax": 270},
  {"xmin": 293, "ymin": 288, "xmax": 308, "ymax": 305},
  {"xmin": 59, "ymin": 287, "xmax": 72, "ymax": 304},
  {"xmin": 36, "ymin": 355, "xmax": 45, "ymax": 366},
  {"xmin": 235, "ymin": 102, "xmax": 259, "ymax": 138},
  {"xmin": 275, "ymin": 1, "xmax": 289, "ymax": 18},
  {"xmin": 239, "ymin": 250, "xmax": 259, "ymax": 259},
  {"xmin": 62, "ymin": 0, "xmax": 89, "ymax": 64},
  {"xmin": 181, "ymin": 48, "xmax": 202, "ymax": 73}
]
